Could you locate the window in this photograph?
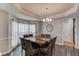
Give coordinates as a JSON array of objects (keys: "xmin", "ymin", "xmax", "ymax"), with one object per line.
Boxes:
[
  {"xmin": 12, "ymin": 21, "xmax": 19, "ymax": 47},
  {"xmin": 24, "ymin": 24, "xmax": 29, "ymax": 34},
  {"xmin": 12, "ymin": 21, "xmax": 36, "ymax": 48},
  {"xmin": 29, "ymin": 24, "xmax": 36, "ymax": 37},
  {"xmin": 19, "ymin": 23, "xmax": 25, "ymax": 37}
]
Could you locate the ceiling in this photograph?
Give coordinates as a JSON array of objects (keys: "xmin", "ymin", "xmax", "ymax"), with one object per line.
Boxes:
[{"xmin": 15, "ymin": 3, "xmax": 75, "ymax": 20}]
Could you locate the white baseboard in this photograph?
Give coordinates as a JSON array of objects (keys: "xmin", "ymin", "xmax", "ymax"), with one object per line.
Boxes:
[
  {"xmin": 56, "ymin": 42, "xmax": 64, "ymax": 45},
  {"xmin": 75, "ymin": 46, "xmax": 79, "ymax": 49}
]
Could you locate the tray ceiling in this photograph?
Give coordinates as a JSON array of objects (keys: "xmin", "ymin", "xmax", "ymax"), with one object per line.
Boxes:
[{"xmin": 15, "ymin": 3, "xmax": 75, "ymax": 20}]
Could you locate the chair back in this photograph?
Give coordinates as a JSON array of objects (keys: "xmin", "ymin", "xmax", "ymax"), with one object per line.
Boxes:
[
  {"xmin": 47, "ymin": 39, "xmax": 53, "ymax": 55},
  {"xmin": 29, "ymin": 34, "xmax": 33, "ymax": 37},
  {"xmin": 41, "ymin": 34, "xmax": 46, "ymax": 37},
  {"xmin": 46, "ymin": 34, "xmax": 51, "ymax": 38},
  {"xmin": 20, "ymin": 37, "xmax": 25, "ymax": 49},
  {"xmin": 23, "ymin": 34, "xmax": 29, "ymax": 38},
  {"xmin": 41, "ymin": 34, "xmax": 51, "ymax": 38},
  {"xmin": 52, "ymin": 36, "xmax": 57, "ymax": 45},
  {"xmin": 47, "ymin": 36, "xmax": 57, "ymax": 55},
  {"xmin": 25, "ymin": 39, "xmax": 33, "ymax": 52}
]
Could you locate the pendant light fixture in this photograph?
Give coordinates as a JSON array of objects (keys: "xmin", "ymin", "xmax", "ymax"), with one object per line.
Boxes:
[{"xmin": 43, "ymin": 8, "xmax": 52, "ymax": 22}]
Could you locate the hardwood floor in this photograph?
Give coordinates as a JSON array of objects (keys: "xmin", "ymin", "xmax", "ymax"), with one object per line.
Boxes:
[{"xmin": 4, "ymin": 44, "xmax": 79, "ymax": 56}]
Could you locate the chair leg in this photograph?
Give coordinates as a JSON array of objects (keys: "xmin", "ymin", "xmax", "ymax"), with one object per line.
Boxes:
[
  {"xmin": 54, "ymin": 47, "xmax": 55, "ymax": 53},
  {"xmin": 53, "ymin": 45, "xmax": 55, "ymax": 54},
  {"xmin": 21, "ymin": 48, "xmax": 23, "ymax": 56},
  {"xmin": 50, "ymin": 49, "xmax": 53, "ymax": 56},
  {"xmin": 72, "ymin": 47, "xmax": 75, "ymax": 56}
]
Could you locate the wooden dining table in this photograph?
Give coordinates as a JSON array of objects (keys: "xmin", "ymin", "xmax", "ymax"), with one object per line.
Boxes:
[
  {"xmin": 24, "ymin": 37, "xmax": 51, "ymax": 55},
  {"xmin": 24, "ymin": 37, "xmax": 51, "ymax": 47}
]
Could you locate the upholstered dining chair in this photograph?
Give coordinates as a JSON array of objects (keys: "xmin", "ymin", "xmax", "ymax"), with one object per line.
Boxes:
[
  {"xmin": 40, "ymin": 39, "xmax": 53, "ymax": 56},
  {"xmin": 40, "ymin": 36, "xmax": 57, "ymax": 56},
  {"xmin": 29, "ymin": 34, "xmax": 33, "ymax": 37},
  {"xmin": 20, "ymin": 37, "xmax": 26, "ymax": 55},
  {"xmin": 45, "ymin": 34, "xmax": 51, "ymax": 38},
  {"xmin": 23, "ymin": 34, "xmax": 29, "ymax": 38},
  {"xmin": 51, "ymin": 36, "xmax": 57, "ymax": 54},
  {"xmin": 41, "ymin": 34, "xmax": 51, "ymax": 38},
  {"xmin": 25, "ymin": 40, "xmax": 39, "ymax": 56},
  {"xmin": 41, "ymin": 34, "xmax": 46, "ymax": 38}
]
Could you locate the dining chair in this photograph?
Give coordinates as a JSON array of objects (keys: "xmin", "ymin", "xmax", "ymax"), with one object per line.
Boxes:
[
  {"xmin": 40, "ymin": 36, "xmax": 57, "ymax": 56},
  {"xmin": 29, "ymin": 34, "xmax": 33, "ymax": 37},
  {"xmin": 40, "ymin": 39, "xmax": 53, "ymax": 56},
  {"xmin": 25, "ymin": 40, "xmax": 39, "ymax": 56},
  {"xmin": 46, "ymin": 34, "xmax": 51, "ymax": 38},
  {"xmin": 41, "ymin": 34, "xmax": 51, "ymax": 38},
  {"xmin": 41, "ymin": 34, "xmax": 46, "ymax": 38},
  {"xmin": 23, "ymin": 34, "xmax": 29, "ymax": 38},
  {"xmin": 20, "ymin": 37, "xmax": 26, "ymax": 55},
  {"xmin": 51, "ymin": 36, "xmax": 57, "ymax": 54}
]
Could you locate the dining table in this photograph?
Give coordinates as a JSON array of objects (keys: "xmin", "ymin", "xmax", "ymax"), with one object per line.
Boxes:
[
  {"xmin": 24, "ymin": 37, "xmax": 51, "ymax": 47},
  {"xmin": 24, "ymin": 37, "xmax": 51, "ymax": 55}
]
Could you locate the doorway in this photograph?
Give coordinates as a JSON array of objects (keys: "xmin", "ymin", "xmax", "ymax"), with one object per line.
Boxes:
[{"xmin": 63, "ymin": 18, "xmax": 76, "ymax": 47}]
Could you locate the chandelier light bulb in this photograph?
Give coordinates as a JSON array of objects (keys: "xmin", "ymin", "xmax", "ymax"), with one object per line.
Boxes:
[
  {"xmin": 43, "ymin": 19, "xmax": 45, "ymax": 22},
  {"xmin": 42, "ymin": 18, "xmax": 52, "ymax": 22},
  {"xmin": 49, "ymin": 19, "xmax": 52, "ymax": 21},
  {"xmin": 42, "ymin": 8, "xmax": 52, "ymax": 22},
  {"xmin": 46, "ymin": 18, "xmax": 49, "ymax": 21}
]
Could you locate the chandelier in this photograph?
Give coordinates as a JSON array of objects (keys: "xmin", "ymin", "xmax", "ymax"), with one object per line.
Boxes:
[{"xmin": 43, "ymin": 8, "xmax": 52, "ymax": 22}]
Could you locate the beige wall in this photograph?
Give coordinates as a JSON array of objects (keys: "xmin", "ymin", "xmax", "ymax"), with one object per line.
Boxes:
[
  {"xmin": 41, "ymin": 18, "xmax": 74, "ymax": 45},
  {"xmin": 42, "ymin": 19, "xmax": 64, "ymax": 45},
  {"xmin": 0, "ymin": 10, "xmax": 9, "ymax": 54}
]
